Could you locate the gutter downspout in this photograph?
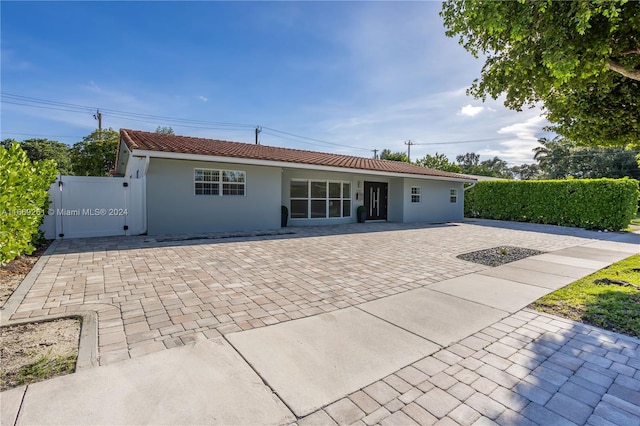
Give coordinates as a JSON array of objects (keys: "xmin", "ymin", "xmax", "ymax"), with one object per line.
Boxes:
[
  {"xmin": 141, "ymin": 156, "xmax": 150, "ymax": 235},
  {"xmin": 463, "ymin": 181, "xmax": 477, "ymax": 191}
]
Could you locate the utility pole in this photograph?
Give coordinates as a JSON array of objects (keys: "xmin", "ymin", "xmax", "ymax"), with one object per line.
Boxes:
[
  {"xmin": 404, "ymin": 140, "xmax": 415, "ymax": 163},
  {"xmin": 255, "ymin": 126, "xmax": 262, "ymax": 145},
  {"xmin": 94, "ymin": 109, "xmax": 102, "ymax": 141},
  {"xmin": 372, "ymin": 149, "xmax": 379, "ymax": 159}
]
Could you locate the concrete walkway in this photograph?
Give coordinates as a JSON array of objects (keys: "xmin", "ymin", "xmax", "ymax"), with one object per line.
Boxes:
[{"xmin": 1, "ymin": 221, "xmax": 639, "ymax": 425}]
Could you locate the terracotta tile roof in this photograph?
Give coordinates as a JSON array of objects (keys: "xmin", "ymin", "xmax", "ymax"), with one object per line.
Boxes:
[{"xmin": 120, "ymin": 129, "xmax": 475, "ymax": 181}]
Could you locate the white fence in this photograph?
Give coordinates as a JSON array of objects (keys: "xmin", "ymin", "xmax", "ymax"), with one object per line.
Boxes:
[{"xmin": 41, "ymin": 175, "xmax": 145, "ymax": 239}]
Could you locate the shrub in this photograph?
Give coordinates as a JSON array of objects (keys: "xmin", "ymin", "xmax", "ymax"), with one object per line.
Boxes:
[
  {"xmin": 465, "ymin": 178, "xmax": 639, "ymax": 231},
  {"xmin": 0, "ymin": 143, "xmax": 58, "ymax": 264}
]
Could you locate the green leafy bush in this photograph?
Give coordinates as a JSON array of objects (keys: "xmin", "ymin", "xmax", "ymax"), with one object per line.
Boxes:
[
  {"xmin": 465, "ymin": 178, "xmax": 639, "ymax": 231},
  {"xmin": 0, "ymin": 143, "xmax": 58, "ymax": 264}
]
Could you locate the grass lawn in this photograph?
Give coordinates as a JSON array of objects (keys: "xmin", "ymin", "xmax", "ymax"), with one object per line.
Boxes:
[{"xmin": 530, "ymin": 254, "xmax": 640, "ymax": 338}]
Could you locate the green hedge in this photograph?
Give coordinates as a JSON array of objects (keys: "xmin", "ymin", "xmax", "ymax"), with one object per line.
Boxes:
[
  {"xmin": 0, "ymin": 143, "xmax": 58, "ymax": 264},
  {"xmin": 465, "ymin": 178, "xmax": 639, "ymax": 231}
]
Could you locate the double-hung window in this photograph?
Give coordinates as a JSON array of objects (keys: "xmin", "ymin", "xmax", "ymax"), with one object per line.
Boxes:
[
  {"xmin": 194, "ymin": 169, "xmax": 220, "ymax": 195},
  {"xmin": 222, "ymin": 171, "xmax": 245, "ymax": 195},
  {"xmin": 411, "ymin": 186, "xmax": 421, "ymax": 203},
  {"xmin": 450, "ymin": 188, "xmax": 458, "ymax": 203},
  {"xmin": 195, "ymin": 168, "xmax": 245, "ymax": 196},
  {"xmin": 291, "ymin": 180, "xmax": 351, "ymax": 219}
]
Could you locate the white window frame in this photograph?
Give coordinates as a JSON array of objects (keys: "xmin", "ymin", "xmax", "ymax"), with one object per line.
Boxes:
[
  {"xmin": 410, "ymin": 186, "xmax": 421, "ymax": 203},
  {"xmin": 194, "ymin": 168, "xmax": 246, "ymax": 196},
  {"xmin": 450, "ymin": 188, "xmax": 458, "ymax": 203},
  {"xmin": 221, "ymin": 170, "xmax": 246, "ymax": 196},
  {"xmin": 290, "ymin": 179, "xmax": 351, "ymax": 219}
]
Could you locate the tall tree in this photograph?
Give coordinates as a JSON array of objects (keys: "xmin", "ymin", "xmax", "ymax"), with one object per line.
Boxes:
[
  {"xmin": 2, "ymin": 138, "xmax": 72, "ymax": 174},
  {"xmin": 70, "ymin": 128, "xmax": 119, "ymax": 176},
  {"xmin": 415, "ymin": 153, "xmax": 462, "ymax": 173},
  {"xmin": 533, "ymin": 137, "xmax": 640, "ymax": 179},
  {"xmin": 155, "ymin": 126, "xmax": 175, "ymax": 134},
  {"xmin": 1, "ymin": 138, "xmax": 18, "ymax": 149},
  {"xmin": 480, "ymin": 156, "xmax": 513, "ymax": 178},
  {"xmin": 533, "ymin": 137, "xmax": 574, "ymax": 179},
  {"xmin": 510, "ymin": 163, "xmax": 542, "ymax": 180},
  {"xmin": 455, "ymin": 152, "xmax": 513, "ymax": 178},
  {"xmin": 441, "ymin": 0, "xmax": 640, "ymax": 146},
  {"xmin": 380, "ymin": 149, "xmax": 409, "ymax": 162},
  {"xmin": 19, "ymin": 139, "xmax": 73, "ymax": 174},
  {"xmin": 455, "ymin": 152, "xmax": 480, "ymax": 169}
]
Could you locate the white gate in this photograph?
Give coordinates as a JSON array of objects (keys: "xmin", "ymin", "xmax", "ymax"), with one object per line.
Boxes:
[{"xmin": 41, "ymin": 175, "xmax": 146, "ymax": 239}]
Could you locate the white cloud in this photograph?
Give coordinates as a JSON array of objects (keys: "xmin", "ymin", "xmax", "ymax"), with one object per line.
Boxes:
[
  {"xmin": 0, "ymin": 49, "xmax": 34, "ymax": 71},
  {"xmin": 498, "ymin": 114, "xmax": 546, "ymax": 139},
  {"xmin": 458, "ymin": 104, "xmax": 484, "ymax": 117},
  {"xmin": 2, "ymin": 3, "xmax": 555, "ymax": 165},
  {"xmin": 324, "ymin": 88, "xmax": 469, "ymax": 132},
  {"xmin": 487, "ymin": 114, "xmax": 550, "ymax": 164},
  {"xmin": 86, "ymin": 81, "xmax": 102, "ymax": 93}
]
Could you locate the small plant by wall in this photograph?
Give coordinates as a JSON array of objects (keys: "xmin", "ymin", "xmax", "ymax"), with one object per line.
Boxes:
[
  {"xmin": 357, "ymin": 205, "xmax": 367, "ymax": 223},
  {"xmin": 464, "ymin": 178, "xmax": 639, "ymax": 231},
  {"xmin": 0, "ymin": 143, "xmax": 58, "ymax": 264}
]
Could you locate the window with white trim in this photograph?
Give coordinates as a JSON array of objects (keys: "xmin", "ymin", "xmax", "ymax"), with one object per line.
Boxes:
[
  {"xmin": 450, "ymin": 188, "xmax": 458, "ymax": 203},
  {"xmin": 195, "ymin": 168, "xmax": 245, "ymax": 196},
  {"xmin": 290, "ymin": 180, "xmax": 351, "ymax": 219},
  {"xmin": 411, "ymin": 186, "xmax": 421, "ymax": 203},
  {"xmin": 222, "ymin": 170, "xmax": 246, "ymax": 195}
]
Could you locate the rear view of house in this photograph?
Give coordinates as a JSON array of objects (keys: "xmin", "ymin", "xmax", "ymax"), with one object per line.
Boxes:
[{"xmin": 114, "ymin": 129, "xmax": 475, "ymax": 235}]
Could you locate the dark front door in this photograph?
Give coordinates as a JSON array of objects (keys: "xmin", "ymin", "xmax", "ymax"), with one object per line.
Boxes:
[{"xmin": 364, "ymin": 181, "xmax": 388, "ymax": 220}]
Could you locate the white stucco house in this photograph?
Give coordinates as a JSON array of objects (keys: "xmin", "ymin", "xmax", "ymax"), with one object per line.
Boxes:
[{"xmin": 114, "ymin": 129, "xmax": 476, "ymax": 235}]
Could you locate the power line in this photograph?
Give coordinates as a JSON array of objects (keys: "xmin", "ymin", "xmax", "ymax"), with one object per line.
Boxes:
[
  {"xmin": 1, "ymin": 92, "xmax": 371, "ymax": 152},
  {"xmin": 261, "ymin": 127, "xmax": 370, "ymax": 152},
  {"xmin": 416, "ymin": 137, "xmax": 514, "ymax": 145},
  {"xmin": 1, "ymin": 93, "xmax": 254, "ymax": 128},
  {"xmin": 1, "ymin": 100, "xmax": 95, "ymax": 115},
  {"xmin": 9, "ymin": 92, "xmax": 505, "ymax": 152},
  {"xmin": 259, "ymin": 129, "xmax": 365, "ymax": 151},
  {"xmin": 3, "ymin": 92, "xmax": 567, "ymax": 155},
  {"xmin": 534, "ymin": 151, "xmax": 640, "ymax": 158},
  {"xmin": 0, "ymin": 132, "xmax": 85, "ymax": 139}
]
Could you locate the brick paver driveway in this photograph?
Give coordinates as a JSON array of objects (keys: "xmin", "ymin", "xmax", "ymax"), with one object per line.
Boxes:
[
  {"xmin": 3, "ymin": 221, "xmax": 618, "ymax": 365},
  {"xmin": 299, "ymin": 309, "xmax": 640, "ymax": 426}
]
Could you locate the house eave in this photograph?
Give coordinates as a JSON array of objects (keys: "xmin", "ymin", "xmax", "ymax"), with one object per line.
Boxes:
[{"xmin": 130, "ymin": 149, "xmax": 477, "ymax": 183}]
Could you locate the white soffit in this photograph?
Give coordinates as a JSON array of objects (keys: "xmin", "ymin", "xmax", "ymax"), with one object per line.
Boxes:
[{"xmin": 130, "ymin": 149, "xmax": 476, "ymax": 183}]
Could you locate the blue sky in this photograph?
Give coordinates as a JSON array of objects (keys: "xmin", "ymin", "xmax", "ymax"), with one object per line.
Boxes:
[{"xmin": 1, "ymin": 1, "xmax": 551, "ymax": 165}]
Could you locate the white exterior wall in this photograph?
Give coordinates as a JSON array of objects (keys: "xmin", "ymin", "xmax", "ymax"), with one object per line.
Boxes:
[
  {"xmin": 281, "ymin": 169, "xmax": 465, "ymax": 226},
  {"xmin": 402, "ymin": 179, "xmax": 464, "ymax": 223},
  {"xmin": 146, "ymin": 158, "xmax": 281, "ymax": 235},
  {"xmin": 387, "ymin": 178, "xmax": 404, "ymax": 222},
  {"xmin": 114, "ymin": 142, "xmax": 131, "ymax": 176}
]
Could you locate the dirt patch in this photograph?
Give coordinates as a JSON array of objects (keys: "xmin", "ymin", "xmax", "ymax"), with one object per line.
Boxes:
[
  {"xmin": 457, "ymin": 246, "xmax": 545, "ymax": 267},
  {"xmin": 0, "ymin": 318, "xmax": 80, "ymax": 391},
  {"xmin": 1, "ymin": 242, "xmax": 51, "ymax": 307},
  {"xmin": 1, "ymin": 241, "xmax": 81, "ymax": 391}
]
